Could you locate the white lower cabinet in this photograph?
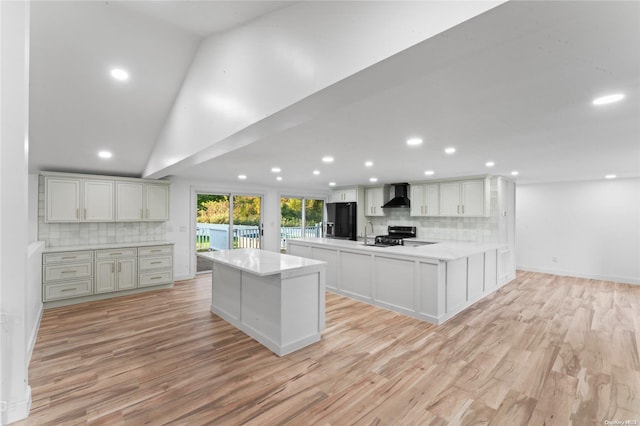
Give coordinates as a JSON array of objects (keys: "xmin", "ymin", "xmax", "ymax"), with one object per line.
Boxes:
[
  {"xmin": 95, "ymin": 257, "xmax": 137, "ymax": 294},
  {"xmin": 418, "ymin": 262, "xmax": 439, "ymax": 316},
  {"xmin": 42, "ymin": 250, "xmax": 94, "ymax": 301},
  {"xmin": 138, "ymin": 245, "xmax": 174, "ymax": 287},
  {"xmin": 43, "ymin": 244, "xmax": 173, "ymax": 304},
  {"xmin": 288, "ymin": 240, "xmax": 505, "ymax": 325},
  {"xmin": 374, "ymin": 256, "xmax": 414, "ymax": 311},
  {"xmin": 311, "ymin": 247, "xmax": 338, "ymax": 290},
  {"xmin": 339, "ymin": 252, "xmax": 371, "ymax": 299}
]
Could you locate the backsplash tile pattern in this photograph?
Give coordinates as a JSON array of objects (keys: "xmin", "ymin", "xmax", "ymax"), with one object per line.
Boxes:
[
  {"xmin": 37, "ymin": 176, "xmax": 165, "ymax": 247},
  {"xmin": 368, "ymin": 178, "xmax": 499, "ymax": 243}
]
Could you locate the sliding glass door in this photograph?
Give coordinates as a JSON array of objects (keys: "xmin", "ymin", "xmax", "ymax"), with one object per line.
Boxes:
[
  {"xmin": 195, "ymin": 192, "xmax": 262, "ymax": 273},
  {"xmin": 232, "ymin": 195, "xmax": 261, "ymax": 249},
  {"xmin": 280, "ymin": 197, "xmax": 324, "ymax": 252}
]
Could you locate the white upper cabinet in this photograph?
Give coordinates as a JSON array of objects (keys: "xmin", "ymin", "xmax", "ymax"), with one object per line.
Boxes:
[
  {"xmin": 330, "ymin": 187, "xmax": 358, "ymax": 203},
  {"xmin": 45, "ymin": 177, "xmax": 81, "ymax": 222},
  {"xmin": 43, "ymin": 172, "xmax": 170, "ymax": 223},
  {"xmin": 439, "ymin": 179, "xmax": 488, "ymax": 217},
  {"xmin": 145, "ymin": 184, "xmax": 169, "ymax": 221},
  {"xmin": 116, "ymin": 182, "xmax": 144, "ymax": 221},
  {"xmin": 116, "ymin": 182, "xmax": 169, "ymax": 221},
  {"xmin": 410, "ymin": 183, "xmax": 439, "ymax": 217},
  {"xmin": 84, "ymin": 180, "xmax": 114, "ymax": 222},
  {"xmin": 364, "ymin": 186, "xmax": 386, "ymax": 216},
  {"xmin": 461, "ymin": 180, "xmax": 486, "ymax": 216}
]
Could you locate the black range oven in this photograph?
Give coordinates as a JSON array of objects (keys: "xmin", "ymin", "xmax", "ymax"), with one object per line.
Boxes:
[{"xmin": 374, "ymin": 226, "xmax": 417, "ymax": 246}]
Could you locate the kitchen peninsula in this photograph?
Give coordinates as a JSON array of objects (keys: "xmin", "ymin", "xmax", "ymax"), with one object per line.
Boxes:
[
  {"xmin": 199, "ymin": 248, "xmax": 326, "ymax": 356},
  {"xmin": 288, "ymin": 238, "xmax": 511, "ymax": 325}
]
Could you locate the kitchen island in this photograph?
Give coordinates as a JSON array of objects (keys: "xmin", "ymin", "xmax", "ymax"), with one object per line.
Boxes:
[
  {"xmin": 287, "ymin": 238, "xmax": 513, "ymax": 325},
  {"xmin": 198, "ymin": 248, "xmax": 326, "ymax": 356}
]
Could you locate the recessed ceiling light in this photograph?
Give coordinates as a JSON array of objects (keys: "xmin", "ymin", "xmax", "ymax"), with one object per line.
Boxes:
[
  {"xmin": 271, "ymin": 167, "xmax": 281, "ymax": 173},
  {"xmin": 313, "ymin": 170, "xmax": 320, "ymax": 175},
  {"xmin": 238, "ymin": 174, "xmax": 247, "ymax": 180},
  {"xmin": 511, "ymin": 171, "xmax": 519, "ymax": 176},
  {"xmin": 329, "ymin": 182, "xmax": 336, "ymax": 187},
  {"xmin": 98, "ymin": 150, "xmax": 112, "ymax": 159},
  {"xmin": 445, "ymin": 147, "xmax": 456, "ymax": 154},
  {"xmin": 322, "ymin": 156, "xmax": 334, "ymax": 163},
  {"xmin": 407, "ymin": 138, "xmax": 423, "ymax": 146},
  {"xmin": 110, "ymin": 68, "xmax": 129, "ymax": 81},
  {"xmin": 369, "ymin": 177, "xmax": 378, "ymax": 183},
  {"xmin": 424, "ymin": 170, "xmax": 435, "ymax": 176},
  {"xmin": 365, "ymin": 161, "xmax": 373, "ymax": 167},
  {"xmin": 592, "ymin": 93, "xmax": 625, "ymax": 106},
  {"xmin": 605, "ymin": 174, "xmax": 617, "ymax": 179},
  {"xmin": 485, "ymin": 161, "xmax": 495, "ymax": 167},
  {"xmin": 276, "ymin": 176, "xmax": 283, "ymax": 181}
]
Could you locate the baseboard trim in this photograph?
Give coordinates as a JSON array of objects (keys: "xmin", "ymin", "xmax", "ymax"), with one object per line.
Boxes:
[
  {"xmin": 5, "ymin": 385, "xmax": 32, "ymax": 424},
  {"xmin": 517, "ymin": 266, "xmax": 640, "ymax": 285},
  {"xmin": 174, "ymin": 273, "xmax": 195, "ymax": 281}
]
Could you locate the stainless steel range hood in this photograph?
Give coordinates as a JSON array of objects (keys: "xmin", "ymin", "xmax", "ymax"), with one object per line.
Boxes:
[{"xmin": 381, "ymin": 183, "xmax": 410, "ymax": 209}]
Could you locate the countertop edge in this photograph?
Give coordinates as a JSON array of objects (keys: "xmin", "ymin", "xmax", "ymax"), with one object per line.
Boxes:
[
  {"xmin": 199, "ymin": 248, "xmax": 327, "ymax": 276},
  {"xmin": 43, "ymin": 241, "xmax": 174, "ymax": 253},
  {"xmin": 288, "ymin": 238, "xmax": 506, "ymax": 261}
]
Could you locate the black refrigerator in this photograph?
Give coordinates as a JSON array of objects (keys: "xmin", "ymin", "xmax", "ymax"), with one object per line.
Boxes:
[{"xmin": 326, "ymin": 202, "xmax": 357, "ymax": 241}]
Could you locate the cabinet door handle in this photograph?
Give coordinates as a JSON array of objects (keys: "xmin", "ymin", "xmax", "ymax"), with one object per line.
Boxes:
[
  {"xmin": 151, "ymin": 261, "xmax": 162, "ymax": 265},
  {"xmin": 111, "ymin": 252, "xmax": 123, "ymax": 256},
  {"xmin": 61, "ymin": 270, "xmax": 76, "ymax": 274},
  {"xmin": 425, "ymin": 205, "xmax": 428, "ymax": 215},
  {"xmin": 76, "ymin": 208, "xmax": 79, "ymax": 219},
  {"xmin": 118, "ymin": 263, "xmax": 122, "ymax": 272},
  {"xmin": 62, "ymin": 256, "xmax": 76, "ymax": 260},
  {"xmin": 84, "ymin": 208, "xmax": 87, "ymax": 219},
  {"xmin": 111, "ymin": 264, "xmax": 114, "ymax": 273},
  {"xmin": 150, "ymin": 276, "xmax": 162, "ymax": 280},
  {"xmin": 150, "ymin": 249, "xmax": 162, "ymax": 252},
  {"xmin": 461, "ymin": 205, "xmax": 465, "ymax": 214},
  {"xmin": 60, "ymin": 288, "xmax": 76, "ymax": 292}
]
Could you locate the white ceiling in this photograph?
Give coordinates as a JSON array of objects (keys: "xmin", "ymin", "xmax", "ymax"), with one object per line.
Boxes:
[
  {"xmin": 28, "ymin": 1, "xmax": 640, "ymax": 188},
  {"xmin": 28, "ymin": 0, "xmax": 292, "ymax": 177}
]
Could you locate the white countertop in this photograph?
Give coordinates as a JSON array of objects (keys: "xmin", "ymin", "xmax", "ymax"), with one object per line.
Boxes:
[
  {"xmin": 199, "ymin": 248, "xmax": 326, "ymax": 276},
  {"xmin": 289, "ymin": 238, "xmax": 505, "ymax": 261},
  {"xmin": 43, "ymin": 240, "xmax": 174, "ymax": 253}
]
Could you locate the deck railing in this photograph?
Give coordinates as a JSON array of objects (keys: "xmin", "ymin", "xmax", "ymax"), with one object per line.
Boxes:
[{"xmin": 196, "ymin": 223, "xmax": 322, "ymax": 251}]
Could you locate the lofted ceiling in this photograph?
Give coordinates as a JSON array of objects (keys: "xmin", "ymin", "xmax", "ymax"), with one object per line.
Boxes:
[{"xmin": 28, "ymin": 1, "xmax": 640, "ymax": 188}]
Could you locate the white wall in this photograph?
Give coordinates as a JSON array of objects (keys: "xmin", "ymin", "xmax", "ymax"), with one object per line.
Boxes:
[
  {"xmin": 167, "ymin": 178, "xmax": 329, "ymax": 280},
  {"xmin": 0, "ymin": 1, "xmax": 33, "ymax": 423},
  {"xmin": 516, "ymin": 178, "xmax": 640, "ymax": 284}
]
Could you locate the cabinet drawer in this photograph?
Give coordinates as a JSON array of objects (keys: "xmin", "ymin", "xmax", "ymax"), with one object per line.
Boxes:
[
  {"xmin": 138, "ymin": 245, "xmax": 172, "ymax": 256},
  {"xmin": 44, "ymin": 251, "xmax": 93, "ymax": 264},
  {"xmin": 139, "ymin": 270, "xmax": 173, "ymax": 287},
  {"xmin": 44, "ymin": 262, "xmax": 92, "ymax": 281},
  {"xmin": 44, "ymin": 279, "xmax": 93, "ymax": 301},
  {"xmin": 139, "ymin": 255, "xmax": 172, "ymax": 271},
  {"xmin": 95, "ymin": 248, "xmax": 137, "ymax": 259}
]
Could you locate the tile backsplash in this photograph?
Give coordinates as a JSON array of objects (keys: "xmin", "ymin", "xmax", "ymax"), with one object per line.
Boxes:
[
  {"xmin": 367, "ymin": 177, "xmax": 499, "ymax": 243},
  {"xmin": 37, "ymin": 176, "xmax": 165, "ymax": 247}
]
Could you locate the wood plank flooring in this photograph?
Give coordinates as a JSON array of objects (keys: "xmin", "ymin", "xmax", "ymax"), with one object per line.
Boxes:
[{"xmin": 16, "ymin": 271, "xmax": 640, "ymax": 425}]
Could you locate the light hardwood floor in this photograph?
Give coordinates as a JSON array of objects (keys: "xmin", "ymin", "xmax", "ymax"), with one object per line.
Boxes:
[{"xmin": 16, "ymin": 271, "xmax": 640, "ymax": 425}]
